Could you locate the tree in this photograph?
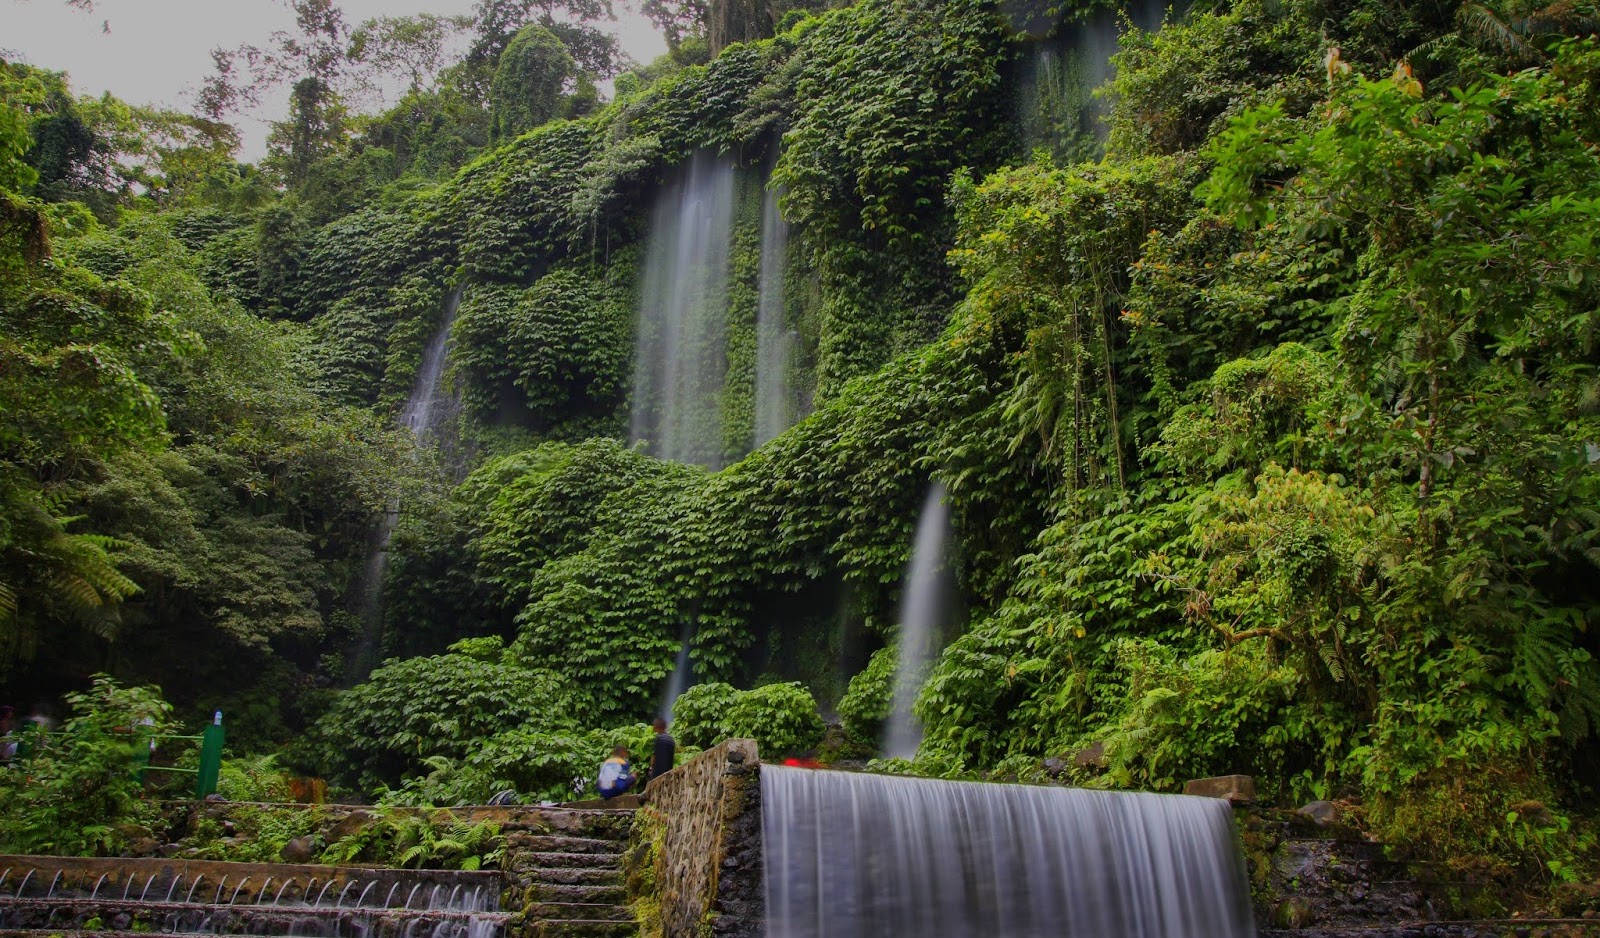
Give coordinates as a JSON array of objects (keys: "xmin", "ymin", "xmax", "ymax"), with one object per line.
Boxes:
[
  {"xmin": 639, "ymin": 0, "xmax": 710, "ymax": 54},
  {"xmin": 466, "ymin": 0, "xmax": 621, "ymax": 86},
  {"xmin": 348, "ymin": 14, "xmax": 473, "ymax": 94},
  {"xmin": 489, "ymin": 25, "xmax": 576, "ymax": 140},
  {"xmin": 201, "ymin": 0, "xmax": 354, "ymax": 185}
]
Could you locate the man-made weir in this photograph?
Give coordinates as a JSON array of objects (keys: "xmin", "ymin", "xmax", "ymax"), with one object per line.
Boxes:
[
  {"xmin": 0, "ymin": 856, "xmax": 502, "ymax": 938},
  {"xmin": 761, "ymin": 765, "xmax": 1257, "ymax": 938}
]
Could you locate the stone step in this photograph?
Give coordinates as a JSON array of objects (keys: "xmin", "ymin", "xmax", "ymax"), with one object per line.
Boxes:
[
  {"xmin": 517, "ymin": 851, "xmax": 624, "ymax": 870},
  {"xmin": 509, "ymin": 834, "xmax": 628, "ymax": 855},
  {"xmin": 524, "ymin": 902, "xmax": 632, "ymax": 923},
  {"xmin": 528, "ymin": 919, "xmax": 636, "ymax": 938},
  {"xmin": 512, "ymin": 883, "xmax": 625, "ymax": 906},
  {"xmin": 521, "ymin": 867, "xmax": 622, "ymax": 887}
]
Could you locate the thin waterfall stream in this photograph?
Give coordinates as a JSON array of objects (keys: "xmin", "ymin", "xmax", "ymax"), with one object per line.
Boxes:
[
  {"xmin": 629, "ymin": 151, "xmax": 738, "ymax": 468},
  {"xmin": 1016, "ymin": 1, "xmax": 1172, "ymax": 161},
  {"xmin": 662, "ymin": 629, "xmax": 694, "ymax": 721},
  {"xmin": 755, "ymin": 175, "xmax": 796, "ymax": 445},
  {"xmin": 400, "ymin": 286, "xmax": 465, "ymax": 444},
  {"xmin": 884, "ymin": 482, "xmax": 952, "ymax": 759},
  {"xmin": 350, "ymin": 286, "xmax": 465, "ymax": 676},
  {"xmin": 762, "ymin": 766, "xmax": 1257, "ymax": 938}
]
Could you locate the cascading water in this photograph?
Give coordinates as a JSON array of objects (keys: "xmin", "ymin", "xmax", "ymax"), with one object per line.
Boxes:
[
  {"xmin": 662, "ymin": 631, "xmax": 694, "ymax": 720},
  {"xmin": 0, "ymin": 859, "xmax": 504, "ymax": 938},
  {"xmin": 350, "ymin": 286, "xmax": 465, "ymax": 677},
  {"xmin": 630, "ymin": 151, "xmax": 738, "ymax": 468},
  {"xmin": 400, "ymin": 287, "xmax": 465, "ymax": 445},
  {"xmin": 1016, "ymin": 1, "xmax": 1171, "ymax": 162},
  {"xmin": 762, "ymin": 766, "xmax": 1257, "ymax": 938},
  {"xmin": 884, "ymin": 482, "xmax": 952, "ymax": 759},
  {"xmin": 754, "ymin": 177, "xmax": 797, "ymax": 445}
]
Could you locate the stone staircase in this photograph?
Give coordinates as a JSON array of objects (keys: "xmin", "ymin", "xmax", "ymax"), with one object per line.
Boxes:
[{"xmin": 499, "ymin": 808, "xmax": 637, "ymax": 938}]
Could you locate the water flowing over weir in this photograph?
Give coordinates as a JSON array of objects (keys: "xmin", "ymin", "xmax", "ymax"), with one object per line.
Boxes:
[
  {"xmin": 754, "ymin": 179, "xmax": 796, "ymax": 445},
  {"xmin": 630, "ymin": 151, "xmax": 738, "ymax": 467},
  {"xmin": 761, "ymin": 767, "xmax": 1257, "ymax": 938},
  {"xmin": 0, "ymin": 856, "xmax": 505, "ymax": 938},
  {"xmin": 884, "ymin": 482, "xmax": 953, "ymax": 759}
]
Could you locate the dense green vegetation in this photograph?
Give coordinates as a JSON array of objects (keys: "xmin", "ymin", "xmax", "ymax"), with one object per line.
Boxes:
[{"xmin": 3, "ymin": 0, "xmax": 1599, "ymax": 904}]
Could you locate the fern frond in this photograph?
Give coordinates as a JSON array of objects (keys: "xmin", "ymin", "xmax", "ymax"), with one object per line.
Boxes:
[{"xmin": 1459, "ymin": 3, "xmax": 1539, "ymax": 59}]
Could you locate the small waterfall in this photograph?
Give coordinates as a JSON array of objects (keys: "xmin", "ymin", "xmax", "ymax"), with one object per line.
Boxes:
[
  {"xmin": 349, "ymin": 286, "xmax": 464, "ymax": 678},
  {"xmin": 629, "ymin": 151, "xmax": 738, "ymax": 468},
  {"xmin": 884, "ymin": 482, "xmax": 952, "ymax": 759},
  {"xmin": 1016, "ymin": 2, "xmax": 1171, "ymax": 162},
  {"xmin": 761, "ymin": 766, "xmax": 1256, "ymax": 938},
  {"xmin": 661, "ymin": 633, "xmax": 694, "ymax": 721},
  {"xmin": 400, "ymin": 287, "xmax": 465, "ymax": 444},
  {"xmin": 0, "ymin": 858, "xmax": 507, "ymax": 938},
  {"xmin": 754, "ymin": 178, "xmax": 797, "ymax": 445}
]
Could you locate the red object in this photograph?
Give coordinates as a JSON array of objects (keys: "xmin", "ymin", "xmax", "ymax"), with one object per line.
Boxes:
[{"xmin": 782, "ymin": 757, "xmax": 825, "ymax": 769}]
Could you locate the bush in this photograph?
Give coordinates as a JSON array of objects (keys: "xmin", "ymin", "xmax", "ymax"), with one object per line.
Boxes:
[
  {"xmin": 671, "ymin": 682, "xmax": 741, "ymax": 749},
  {"xmin": 289, "ymin": 652, "xmax": 587, "ymax": 794},
  {"xmin": 723, "ymin": 682, "xmax": 825, "ymax": 755},
  {"xmin": 837, "ymin": 644, "xmax": 895, "ymax": 745},
  {"xmin": 0, "ymin": 675, "xmax": 175, "ymax": 855},
  {"xmin": 671, "ymin": 681, "xmax": 823, "ymax": 756}
]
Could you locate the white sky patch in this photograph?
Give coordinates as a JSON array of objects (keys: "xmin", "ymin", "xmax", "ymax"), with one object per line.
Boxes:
[{"xmin": 1, "ymin": 0, "xmax": 669, "ymax": 160}]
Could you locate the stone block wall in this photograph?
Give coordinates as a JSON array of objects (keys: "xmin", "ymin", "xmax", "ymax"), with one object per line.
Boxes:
[{"xmin": 627, "ymin": 739, "xmax": 763, "ymax": 938}]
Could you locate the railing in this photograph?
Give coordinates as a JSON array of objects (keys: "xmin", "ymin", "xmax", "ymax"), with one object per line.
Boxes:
[
  {"xmin": 136, "ymin": 714, "xmax": 226, "ymax": 799},
  {"xmin": 13, "ymin": 713, "xmax": 226, "ymax": 800}
]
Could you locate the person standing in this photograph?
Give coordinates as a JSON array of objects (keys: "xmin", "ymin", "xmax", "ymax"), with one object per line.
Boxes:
[{"xmin": 648, "ymin": 717, "xmax": 676, "ymax": 784}]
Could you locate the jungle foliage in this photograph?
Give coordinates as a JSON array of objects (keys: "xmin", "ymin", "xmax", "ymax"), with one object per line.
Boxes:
[{"xmin": 3, "ymin": 0, "xmax": 1599, "ymax": 898}]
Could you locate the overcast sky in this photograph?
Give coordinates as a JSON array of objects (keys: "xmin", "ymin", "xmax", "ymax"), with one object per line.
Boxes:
[{"xmin": 1, "ymin": 0, "xmax": 669, "ymax": 159}]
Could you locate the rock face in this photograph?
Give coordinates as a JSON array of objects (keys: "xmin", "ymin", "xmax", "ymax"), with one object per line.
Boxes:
[
  {"xmin": 1239, "ymin": 808, "xmax": 1507, "ymax": 938},
  {"xmin": 1297, "ymin": 801, "xmax": 1340, "ymax": 826},
  {"xmin": 627, "ymin": 739, "xmax": 762, "ymax": 938},
  {"xmin": 1185, "ymin": 774, "xmax": 1257, "ymax": 804}
]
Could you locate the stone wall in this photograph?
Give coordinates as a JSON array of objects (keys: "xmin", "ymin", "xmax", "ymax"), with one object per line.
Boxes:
[{"xmin": 627, "ymin": 739, "xmax": 763, "ymax": 938}]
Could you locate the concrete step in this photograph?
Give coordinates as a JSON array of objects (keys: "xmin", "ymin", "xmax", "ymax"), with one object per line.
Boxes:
[
  {"xmin": 527, "ymin": 919, "xmax": 637, "ymax": 937},
  {"xmin": 521, "ymin": 868, "xmax": 622, "ymax": 888},
  {"xmin": 516, "ymin": 852, "xmax": 624, "ymax": 870},
  {"xmin": 510, "ymin": 835, "xmax": 628, "ymax": 855},
  {"xmin": 524, "ymin": 902, "xmax": 633, "ymax": 923},
  {"xmin": 513, "ymin": 882, "xmax": 625, "ymax": 906}
]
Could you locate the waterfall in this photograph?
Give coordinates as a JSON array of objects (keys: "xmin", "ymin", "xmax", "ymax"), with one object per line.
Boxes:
[
  {"xmin": 762, "ymin": 766, "xmax": 1257, "ymax": 938},
  {"xmin": 754, "ymin": 178, "xmax": 796, "ymax": 445},
  {"xmin": 1016, "ymin": 2, "xmax": 1172, "ymax": 162},
  {"xmin": 349, "ymin": 286, "xmax": 464, "ymax": 678},
  {"xmin": 661, "ymin": 633, "xmax": 693, "ymax": 721},
  {"xmin": 884, "ymin": 482, "xmax": 951, "ymax": 759},
  {"xmin": 400, "ymin": 287, "xmax": 464, "ymax": 444},
  {"xmin": 629, "ymin": 151, "xmax": 738, "ymax": 468}
]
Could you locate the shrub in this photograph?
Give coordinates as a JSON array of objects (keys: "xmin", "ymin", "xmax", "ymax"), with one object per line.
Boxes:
[
  {"xmin": 837, "ymin": 644, "xmax": 895, "ymax": 745},
  {"xmin": 0, "ymin": 675, "xmax": 176, "ymax": 855},
  {"xmin": 671, "ymin": 681, "xmax": 823, "ymax": 756}
]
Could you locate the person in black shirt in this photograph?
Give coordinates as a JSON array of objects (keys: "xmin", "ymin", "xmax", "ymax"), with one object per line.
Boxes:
[{"xmin": 647, "ymin": 717, "xmax": 676, "ymax": 784}]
